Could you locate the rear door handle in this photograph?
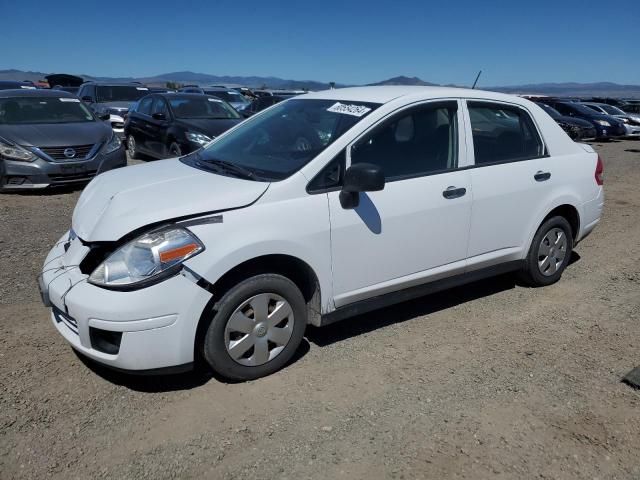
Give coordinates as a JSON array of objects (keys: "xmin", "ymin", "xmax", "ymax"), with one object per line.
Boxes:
[
  {"xmin": 442, "ymin": 186, "xmax": 467, "ymax": 199},
  {"xmin": 534, "ymin": 171, "xmax": 551, "ymax": 182}
]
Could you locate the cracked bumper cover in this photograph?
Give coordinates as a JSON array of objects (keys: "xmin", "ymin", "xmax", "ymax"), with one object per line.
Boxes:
[{"xmin": 40, "ymin": 232, "xmax": 212, "ymax": 371}]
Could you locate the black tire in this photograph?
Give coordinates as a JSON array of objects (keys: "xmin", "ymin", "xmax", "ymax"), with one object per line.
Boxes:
[
  {"xmin": 168, "ymin": 142, "xmax": 183, "ymax": 158},
  {"xmin": 202, "ymin": 274, "xmax": 307, "ymax": 381},
  {"xmin": 519, "ymin": 216, "xmax": 573, "ymax": 287},
  {"xmin": 126, "ymin": 134, "xmax": 140, "ymax": 160}
]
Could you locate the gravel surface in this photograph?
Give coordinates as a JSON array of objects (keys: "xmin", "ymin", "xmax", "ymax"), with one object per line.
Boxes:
[{"xmin": 1, "ymin": 141, "xmax": 639, "ymax": 479}]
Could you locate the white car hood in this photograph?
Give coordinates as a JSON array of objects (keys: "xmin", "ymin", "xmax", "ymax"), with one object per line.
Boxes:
[{"xmin": 72, "ymin": 159, "xmax": 269, "ymax": 241}]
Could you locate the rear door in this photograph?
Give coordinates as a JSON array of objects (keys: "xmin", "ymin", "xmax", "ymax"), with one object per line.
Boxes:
[{"xmin": 464, "ymin": 100, "xmax": 552, "ymax": 269}]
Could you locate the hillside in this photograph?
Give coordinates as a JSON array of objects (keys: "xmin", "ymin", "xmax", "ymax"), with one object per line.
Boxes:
[{"xmin": 1, "ymin": 69, "xmax": 639, "ymax": 97}]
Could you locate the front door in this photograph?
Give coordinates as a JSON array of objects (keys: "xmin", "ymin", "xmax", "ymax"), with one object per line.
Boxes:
[{"xmin": 328, "ymin": 100, "xmax": 473, "ymax": 307}]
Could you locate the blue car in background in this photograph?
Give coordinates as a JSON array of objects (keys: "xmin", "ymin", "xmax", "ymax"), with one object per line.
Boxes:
[{"xmin": 539, "ymin": 100, "xmax": 626, "ymax": 140}]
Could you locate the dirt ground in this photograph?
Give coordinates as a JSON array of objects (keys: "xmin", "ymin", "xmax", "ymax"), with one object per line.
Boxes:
[{"xmin": 1, "ymin": 140, "xmax": 639, "ymax": 480}]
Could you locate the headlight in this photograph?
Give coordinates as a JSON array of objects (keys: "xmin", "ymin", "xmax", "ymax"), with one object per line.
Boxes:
[
  {"xmin": 0, "ymin": 143, "xmax": 36, "ymax": 162},
  {"xmin": 88, "ymin": 226, "xmax": 204, "ymax": 288},
  {"xmin": 103, "ymin": 133, "xmax": 122, "ymax": 154},
  {"xmin": 186, "ymin": 131, "xmax": 212, "ymax": 146},
  {"xmin": 595, "ymin": 120, "xmax": 611, "ymax": 127}
]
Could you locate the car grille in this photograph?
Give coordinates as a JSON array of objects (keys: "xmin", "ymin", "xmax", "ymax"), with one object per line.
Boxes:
[
  {"xmin": 53, "ymin": 307, "xmax": 79, "ymax": 335},
  {"xmin": 49, "ymin": 170, "xmax": 97, "ymax": 184},
  {"xmin": 40, "ymin": 144, "xmax": 95, "ymax": 160}
]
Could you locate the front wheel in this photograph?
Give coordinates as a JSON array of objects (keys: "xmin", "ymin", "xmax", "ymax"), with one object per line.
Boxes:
[
  {"xmin": 202, "ymin": 274, "xmax": 307, "ymax": 381},
  {"xmin": 126, "ymin": 134, "xmax": 140, "ymax": 159},
  {"xmin": 519, "ymin": 216, "xmax": 573, "ymax": 287}
]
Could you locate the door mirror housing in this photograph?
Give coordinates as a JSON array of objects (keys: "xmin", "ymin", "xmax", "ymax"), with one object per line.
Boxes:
[
  {"xmin": 98, "ymin": 112, "xmax": 111, "ymax": 121},
  {"xmin": 152, "ymin": 112, "xmax": 167, "ymax": 121},
  {"xmin": 339, "ymin": 163, "xmax": 385, "ymax": 209}
]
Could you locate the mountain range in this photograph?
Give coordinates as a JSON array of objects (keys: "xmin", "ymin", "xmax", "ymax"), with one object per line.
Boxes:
[{"xmin": 1, "ymin": 69, "xmax": 639, "ymax": 98}]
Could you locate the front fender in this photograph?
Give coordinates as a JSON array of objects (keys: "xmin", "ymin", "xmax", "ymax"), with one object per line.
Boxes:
[{"xmin": 183, "ymin": 194, "xmax": 333, "ymax": 313}]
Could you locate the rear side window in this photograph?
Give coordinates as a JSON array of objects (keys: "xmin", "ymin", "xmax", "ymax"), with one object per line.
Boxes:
[
  {"xmin": 468, "ymin": 102, "xmax": 544, "ymax": 165},
  {"xmin": 351, "ymin": 102, "xmax": 458, "ymax": 181},
  {"xmin": 137, "ymin": 97, "xmax": 153, "ymax": 115}
]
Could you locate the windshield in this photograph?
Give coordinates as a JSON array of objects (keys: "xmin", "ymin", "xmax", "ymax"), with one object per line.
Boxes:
[
  {"xmin": 170, "ymin": 97, "xmax": 240, "ymax": 119},
  {"xmin": 538, "ymin": 103, "xmax": 560, "ymax": 118},
  {"xmin": 181, "ymin": 98, "xmax": 380, "ymax": 181},
  {"xmin": 0, "ymin": 97, "xmax": 95, "ymax": 124},
  {"xmin": 568, "ymin": 103, "xmax": 603, "ymax": 116},
  {"xmin": 204, "ymin": 90, "xmax": 249, "ymax": 105},
  {"xmin": 600, "ymin": 104, "xmax": 625, "ymax": 115},
  {"xmin": 96, "ymin": 86, "xmax": 149, "ymax": 102}
]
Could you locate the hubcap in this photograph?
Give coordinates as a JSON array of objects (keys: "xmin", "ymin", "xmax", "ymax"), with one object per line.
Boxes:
[
  {"xmin": 127, "ymin": 136, "xmax": 135, "ymax": 151},
  {"xmin": 224, "ymin": 293, "xmax": 295, "ymax": 367},
  {"xmin": 537, "ymin": 227, "xmax": 567, "ymax": 276}
]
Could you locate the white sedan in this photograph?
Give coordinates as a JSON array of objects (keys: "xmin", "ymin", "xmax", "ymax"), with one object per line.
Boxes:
[{"xmin": 39, "ymin": 86, "xmax": 604, "ymax": 380}]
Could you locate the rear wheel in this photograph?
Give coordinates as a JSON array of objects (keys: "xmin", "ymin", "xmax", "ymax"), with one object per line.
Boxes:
[
  {"xmin": 126, "ymin": 135, "xmax": 140, "ymax": 159},
  {"xmin": 519, "ymin": 216, "xmax": 573, "ymax": 287},
  {"xmin": 202, "ymin": 274, "xmax": 307, "ymax": 381}
]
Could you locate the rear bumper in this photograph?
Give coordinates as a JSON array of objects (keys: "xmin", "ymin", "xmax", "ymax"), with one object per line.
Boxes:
[
  {"xmin": 1, "ymin": 145, "xmax": 126, "ymax": 191},
  {"xmin": 578, "ymin": 187, "xmax": 604, "ymax": 243}
]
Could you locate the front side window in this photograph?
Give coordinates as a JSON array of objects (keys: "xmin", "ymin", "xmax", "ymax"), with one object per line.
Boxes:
[
  {"xmin": 0, "ymin": 97, "xmax": 95, "ymax": 125},
  {"xmin": 468, "ymin": 102, "xmax": 544, "ymax": 165},
  {"xmin": 351, "ymin": 102, "xmax": 458, "ymax": 180},
  {"xmin": 181, "ymin": 99, "xmax": 379, "ymax": 181},
  {"xmin": 137, "ymin": 97, "xmax": 153, "ymax": 115},
  {"xmin": 151, "ymin": 98, "xmax": 169, "ymax": 117}
]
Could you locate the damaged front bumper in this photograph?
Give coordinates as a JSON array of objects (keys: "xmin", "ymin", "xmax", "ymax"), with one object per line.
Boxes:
[{"xmin": 39, "ymin": 231, "xmax": 212, "ymax": 371}]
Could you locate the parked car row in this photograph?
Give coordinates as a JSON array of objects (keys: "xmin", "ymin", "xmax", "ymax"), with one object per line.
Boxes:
[{"xmin": 525, "ymin": 95, "xmax": 640, "ymax": 140}]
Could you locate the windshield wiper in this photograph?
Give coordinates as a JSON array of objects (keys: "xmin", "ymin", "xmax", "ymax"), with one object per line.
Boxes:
[{"xmin": 197, "ymin": 158, "xmax": 256, "ymax": 180}]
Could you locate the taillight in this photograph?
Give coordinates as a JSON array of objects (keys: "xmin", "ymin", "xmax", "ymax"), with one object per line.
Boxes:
[{"xmin": 595, "ymin": 155, "xmax": 604, "ymax": 186}]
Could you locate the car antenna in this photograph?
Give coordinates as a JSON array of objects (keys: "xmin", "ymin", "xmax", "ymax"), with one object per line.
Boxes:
[{"xmin": 472, "ymin": 70, "xmax": 482, "ymax": 89}]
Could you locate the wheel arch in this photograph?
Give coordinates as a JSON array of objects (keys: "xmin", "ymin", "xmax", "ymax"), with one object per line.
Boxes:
[
  {"xmin": 526, "ymin": 202, "xmax": 581, "ymax": 254},
  {"xmin": 194, "ymin": 254, "xmax": 322, "ymax": 360}
]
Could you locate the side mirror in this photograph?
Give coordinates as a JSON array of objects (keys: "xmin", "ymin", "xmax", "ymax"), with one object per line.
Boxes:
[
  {"xmin": 98, "ymin": 112, "xmax": 111, "ymax": 121},
  {"xmin": 152, "ymin": 112, "xmax": 166, "ymax": 121},
  {"xmin": 81, "ymin": 96, "xmax": 93, "ymax": 103},
  {"xmin": 339, "ymin": 163, "xmax": 385, "ymax": 209}
]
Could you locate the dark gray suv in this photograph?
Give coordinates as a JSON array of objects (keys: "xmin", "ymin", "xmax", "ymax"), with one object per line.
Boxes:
[{"xmin": 0, "ymin": 89, "xmax": 126, "ymax": 192}]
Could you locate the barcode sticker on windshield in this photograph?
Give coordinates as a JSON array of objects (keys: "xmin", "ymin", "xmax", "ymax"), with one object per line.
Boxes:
[
  {"xmin": 136, "ymin": 87, "xmax": 149, "ymax": 91},
  {"xmin": 59, "ymin": 98, "xmax": 80, "ymax": 102},
  {"xmin": 327, "ymin": 102, "xmax": 371, "ymax": 117}
]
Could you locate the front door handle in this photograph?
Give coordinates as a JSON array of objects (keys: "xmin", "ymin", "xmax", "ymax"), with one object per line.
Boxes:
[
  {"xmin": 534, "ymin": 171, "xmax": 551, "ymax": 182},
  {"xmin": 442, "ymin": 186, "xmax": 467, "ymax": 199}
]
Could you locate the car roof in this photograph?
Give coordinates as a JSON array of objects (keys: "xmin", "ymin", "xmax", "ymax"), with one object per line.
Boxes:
[
  {"xmin": 156, "ymin": 92, "xmax": 226, "ymax": 99},
  {"xmin": 82, "ymin": 81, "xmax": 145, "ymax": 86},
  {"xmin": 0, "ymin": 89, "xmax": 77, "ymax": 99},
  {"xmin": 301, "ymin": 86, "xmax": 526, "ymax": 104}
]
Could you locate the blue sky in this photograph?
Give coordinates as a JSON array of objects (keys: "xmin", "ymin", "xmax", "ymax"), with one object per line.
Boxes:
[{"xmin": 2, "ymin": 0, "xmax": 639, "ymax": 86}]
